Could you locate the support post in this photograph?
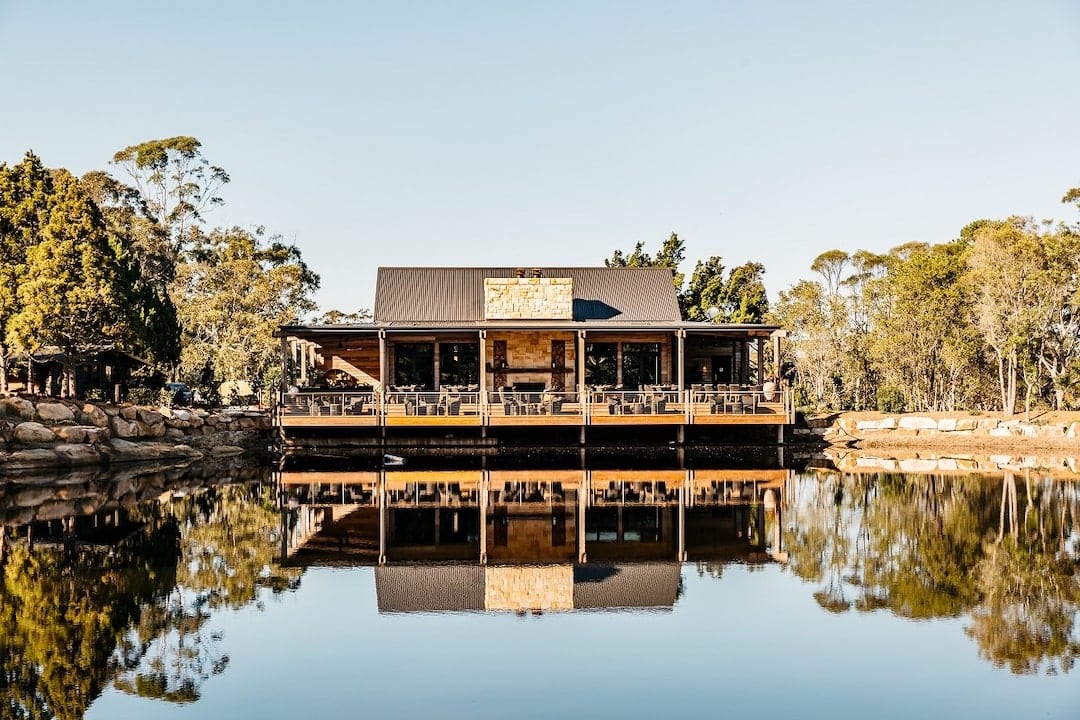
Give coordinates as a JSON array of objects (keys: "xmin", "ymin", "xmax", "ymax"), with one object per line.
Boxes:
[
  {"xmin": 756, "ymin": 337, "xmax": 764, "ymax": 385},
  {"xmin": 378, "ymin": 470, "xmax": 387, "ymax": 564},
  {"xmin": 577, "ymin": 330, "xmax": 587, "ymax": 424},
  {"xmin": 578, "ymin": 470, "xmax": 588, "ymax": 563},
  {"xmin": 299, "ymin": 342, "xmax": 308, "ymax": 386},
  {"xmin": 479, "ymin": 470, "xmax": 489, "ymax": 565},
  {"xmin": 279, "ymin": 336, "xmax": 289, "ymax": 394},
  {"xmin": 676, "ymin": 329, "xmax": 685, "ymax": 391},
  {"xmin": 378, "ymin": 330, "xmax": 387, "ymax": 389},
  {"xmin": 677, "ymin": 484, "xmax": 686, "ymax": 562},
  {"xmin": 478, "ymin": 330, "xmax": 487, "ymax": 420}
]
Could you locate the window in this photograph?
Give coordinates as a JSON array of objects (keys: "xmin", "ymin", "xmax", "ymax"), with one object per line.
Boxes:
[
  {"xmin": 439, "ymin": 342, "xmax": 479, "ymax": 386},
  {"xmin": 393, "ymin": 343, "xmax": 434, "ymax": 389},
  {"xmin": 622, "ymin": 343, "xmax": 660, "ymax": 389},
  {"xmin": 585, "ymin": 342, "xmax": 618, "ymax": 386}
]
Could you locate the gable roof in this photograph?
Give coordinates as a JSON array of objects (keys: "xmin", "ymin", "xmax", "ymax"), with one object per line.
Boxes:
[{"xmin": 374, "ymin": 267, "xmax": 682, "ymax": 324}]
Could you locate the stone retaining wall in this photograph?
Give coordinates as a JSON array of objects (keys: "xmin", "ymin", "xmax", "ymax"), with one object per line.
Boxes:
[
  {"xmin": 796, "ymin": 412, "xmax": 1080, "ymax": 446},
  {"xmin": 0, "ymin": 396, "xmax": 271, "ymax": 472}
]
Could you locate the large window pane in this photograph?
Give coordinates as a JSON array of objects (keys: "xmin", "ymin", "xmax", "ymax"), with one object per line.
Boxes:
[
  {"xmin": 622, "ymin": 343, "xmax": 660, "ymax": 389},
  {"xmin": 585, "ymin": 343, "xmax": 618, "ymax": 386},
  {"xmin": 439, "ymin": 343, "xmax": 479, "ymax": 386},
  {"xmin": 393, "ymin": 343, "xmax": 434, "ymax": 389}
]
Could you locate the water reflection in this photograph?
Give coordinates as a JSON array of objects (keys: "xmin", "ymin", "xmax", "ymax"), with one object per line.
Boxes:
[
  {"xmin": 279, "ymin": 465, "xmax": 787, "ymax": 613},
  {"xmin": 1, "ymin": 449, "xmax": 1078, "ymax": 720},
  {"xmin": 0, "ymin": 460, "xmax": 297, "ymax": 719}
]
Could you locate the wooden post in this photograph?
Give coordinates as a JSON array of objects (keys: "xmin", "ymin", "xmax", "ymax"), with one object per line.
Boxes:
[
  {"xmin": 478, "ymin": 330, "xmax": 487, "ymax": 418},
  {"xmin": 756, "ymin": 337, "xmax": 764, "ymax": 385},
  {"xmin": 299, "ymin": 342, "xmax": 308, "ymax": 386},
  {"xmin": 378, "ymin": 330, "xmax": 387, "ymax": 389},
  {"xmin": 480, "ymin": 470, "xmax": 489, "ymax": 565},
  {"xmin": 676, "ymin": 329, "xmax": 685, "ymax": 391},
  {"xmin": 378, "ymin": 470, "xmax": 387, "ymax": 564},
  {"xmin": 578, "ymin": 470, "xmax": 588, "ymax": 563},
  {"xmin": 279, "ymin": 336, "xmax": 289, "ymax": 394}
]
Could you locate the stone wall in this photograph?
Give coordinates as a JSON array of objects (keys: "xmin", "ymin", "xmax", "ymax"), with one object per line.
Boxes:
[
  {"xmin": 484, "ymin": 277, "xmax": 573, "ymax": 320},
  {"xmin": 798, "ymin": 412, "xmax": 1080, "ymax": 447},
  {"xmin": 487, "ymin": 331, "xmax": 577, "ymax": 389},
  {"xmin": 0, "ymin": 396, "xmax": 271, "ymax": 472}
]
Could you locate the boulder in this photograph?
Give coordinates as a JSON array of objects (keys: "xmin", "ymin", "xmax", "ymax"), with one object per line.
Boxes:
[
  {"xmin": 172, "ymin": 409, "xmax": 192, "ymax": 422},
  {"xmin": 989, "ymin": 427, "xmax": 1012, "ymax": 437},
  {"xmin": 137, "ymin": 409, "xmax": 164, "ymax": 425},
  {"xmin": 0, "ymin": 397, "xmax": 35, "ymax": 420},
  {"xmin": 84, "ymin": 427, "xmax": 110, "ymax": 443},
  {"xmin": 164, "ymin": 428, "xmax": 187, "ymax": 442},
  {"xmin": 36, "ymin": 402, "xmax": 75, "ymax": 422},
  {"xmin": 119, "ymin": 406, "xmax": 138, "ymax": 420},
  {"xmin": 53, "ymin": 426, "xmax": 89, "ymax": 444},
  {"xmin": 937, "ymin": 418, "xmax": 957, "ymax": 432},
  {"xmin": 189, "ymin": 414, "xmax": 204, "ymax": 428},
  {"xmin": 52, "ymin": 443, "xmax": 101, "ymax": 465},
  {"xmin": 898, "ymin": 416, "xmax": 937, "ymax": 431},
  {"xmin": 14, "ymin": 422, "xmax": 57, "ymax": 444},
  {"xmin": 136, "ymin": 420, "xmax": 167, "ymax": 439},
  {"xmin": 164, "ymin": 417, "xmax": 190, "ymax": 429},
  {"xmin": 81, "ymin": 404, "xmax": 110, "ymax": 427},
  {"xmin": 855, "ymin": 420, "xmax": 880, "ymax": 431},
  {"xmin": 14, "ymin": 486, "xmax": 58, "ymax": 507},
  {"xmin": 955, "ymin": 418, "xmax": 978, "ymax": 431},
  {"xmin": 877, "ymin": 417, "xmax": 897, "ymax": 430},
  {"xmin": 4, "ymin": 448, "xmax": 59, "ymax": 468},
  {"xmin": 111, "ymin": 416, "xmax": 139, "ymax": 438}
]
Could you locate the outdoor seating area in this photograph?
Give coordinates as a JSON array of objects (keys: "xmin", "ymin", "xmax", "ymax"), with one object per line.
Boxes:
[{"xmin": 277, "ymin": 385, "xmax": 789, "ymax": 427}]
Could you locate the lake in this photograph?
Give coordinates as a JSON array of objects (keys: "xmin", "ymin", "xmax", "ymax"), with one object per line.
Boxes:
[{"xmin": 1, "ymin": 448, "xmax": 1077, "ymax": 719}]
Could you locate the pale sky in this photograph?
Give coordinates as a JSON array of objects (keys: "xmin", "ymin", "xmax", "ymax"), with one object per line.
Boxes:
[{"xmin": 2, "ymin": 0, "xmax": 1078, "ymax": 315}]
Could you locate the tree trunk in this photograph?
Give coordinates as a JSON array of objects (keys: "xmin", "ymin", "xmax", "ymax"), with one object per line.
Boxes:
[
  {"xmin": 1004, "ymin": 349, "xmax": 1017, "ymax": 416},
  {"xmin": 994, "ymin": 348, "xmax": 1008, "ymax": 415},
  {"xmin": 0, "ymin": 343, "xmax": 7, "ymax": 395}
]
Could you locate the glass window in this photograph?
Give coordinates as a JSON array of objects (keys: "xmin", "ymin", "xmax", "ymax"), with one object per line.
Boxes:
[
  {"xmin": 393, "ymin": 343, "xmax": 434, "ymax": 389},
  {"xmin": 439, "ymin": 343, "xmax": 479, "ymax": 386},
  {"xmin": 622, "ymin": 343, "xmax": 660, "ymax": 389},
  {"xmin": 585, "ymin": 343, "xmax": 618, "ymax": 386}
]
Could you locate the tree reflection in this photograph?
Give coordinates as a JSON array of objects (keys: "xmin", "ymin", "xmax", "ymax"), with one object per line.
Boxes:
[
  {"xmin": 783, "ymin": 470, "xmax": 1080, "ymax": 674},
  {"xmin": 0, "ymin": 480, "xmax": 302, "ymax": 719}
]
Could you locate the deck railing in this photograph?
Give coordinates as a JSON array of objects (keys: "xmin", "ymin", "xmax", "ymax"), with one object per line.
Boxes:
[{"xmin": 278, "ymin": 387, "xmax": 792, "ymax": 424}]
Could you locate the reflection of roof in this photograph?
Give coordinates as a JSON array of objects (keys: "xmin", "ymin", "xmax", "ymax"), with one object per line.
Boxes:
[
  {"xmin": 374, "ymin": 563, "xmax": 680, "ymax": 613},
  {"xmin": 376, "ymin": 566, "xmax": 485, "ymax": 612},
  {"xmin": 573, "ymin": 563, "xmax": 681, "ymax": 609}
]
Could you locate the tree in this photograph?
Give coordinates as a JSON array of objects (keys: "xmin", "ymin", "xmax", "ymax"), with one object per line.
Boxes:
[
  {"xmin": 6, "ymin": 170, "xmax": 128, "ymax": 397},
  {"xmin": 111, "ymin": 137, "xmax": 229, "ymax": 258},
  {"xmin": 175, "ymin": 227, "xmax": 319, "ymax": 399},
  {"xmin": 967, "ymin": 218, "xmax": 1057, "ymax": 415},
  {"xmin": 0, "ymin": 152, "xmax": 54, "ymax": 393},
  {"xmin": 316, "ymin": 309, "xmax": 372, "ymax": 325},
  {"xmin": 682, "ymin": 258, "xmax": 769, "ymax": 323},
  {"xmin": 605, "ymin": 232, "xmax": 686, "ymax": 292}
]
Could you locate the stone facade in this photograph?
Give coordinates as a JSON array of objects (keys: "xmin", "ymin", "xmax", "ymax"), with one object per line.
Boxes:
[
  {"xmin": 487, "ymin": 331, "xmax": 577, "ymax": 390},
  {"xmin": 484, "ymin": 277, "xmax": 573, "ymax": 320}
]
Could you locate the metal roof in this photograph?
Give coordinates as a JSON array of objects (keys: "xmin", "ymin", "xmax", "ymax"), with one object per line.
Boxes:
[{"xmin": 373, "ymin": 267, "xmax": 682, "ymax": 324}]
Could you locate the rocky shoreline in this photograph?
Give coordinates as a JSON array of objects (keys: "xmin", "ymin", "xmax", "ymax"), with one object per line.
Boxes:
[
  {"xmin": 796, "ymin": 411, "xmax": 1080, "ymax": 451},
  {"xmin": 0, "ymin": 396, "xmax": 272, "ymax": 473}
]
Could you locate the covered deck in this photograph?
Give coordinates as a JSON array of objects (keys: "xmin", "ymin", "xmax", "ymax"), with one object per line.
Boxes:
[{"xmin": 274, "ymin": 322, "xmax": 793, "ymax": 431}]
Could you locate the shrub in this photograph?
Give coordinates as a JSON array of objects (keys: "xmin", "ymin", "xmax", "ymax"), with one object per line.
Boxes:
[{"xmin": 876, "ymin": 386, "xmax": 906, "ymax": 413}]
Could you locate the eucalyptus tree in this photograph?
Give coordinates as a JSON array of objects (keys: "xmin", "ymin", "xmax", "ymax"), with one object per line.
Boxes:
[
  {"xmin": 606, "ymin": 232, "xmax": 686, "ymax": 293},
  {"xmin": 111, "ymin": 136, "xmax": 229, "ymax": 259},
  {"xmin": 175, "ymin": 226, "xmax": 319, "ymax": 397}
]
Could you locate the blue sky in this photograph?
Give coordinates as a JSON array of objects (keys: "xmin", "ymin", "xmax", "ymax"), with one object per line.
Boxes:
[{"xmin": 2, "ymin": 1, "xmax": 1078, "ymax": 314}]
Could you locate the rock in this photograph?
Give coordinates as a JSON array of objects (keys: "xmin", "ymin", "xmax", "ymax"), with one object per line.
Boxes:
[
  {"xmin": 164, "ymin": 428, "xmax": 187, "ymax": 442},
  {"xmin": 164, "ymin": 418, "xmax": 190, "ymax": 429},
  {"xmin": 878, "ymin": 417, "xmax": 897, "ymax": 430},
  {"xmin": 156, "ymin": 406, "xmax": 175, "ymax": 420},
  {"xmin": 989, "ymin": 427, "xmax": 1013, "ymax": 437},
  {"xmin": 898, "ymin": 416, "xmax": 937, "ymax": 430},
  {"xmin": 189, "ymin": 415, "xmax": 204, "ymax": 428},
  {"xmin": 855, "ymin": 420, "xmax": 880, "ymax": 431},
  {"xmin": 956, "ymin": 418, "xmax": 978, "ymax": 431},
  {"xmin": 111, "ymin": 416, "xmax": 139, "ymax": 438},
  {"xmin": 937, "ymin": 418, "xmax": 957, "ymax": 432},
  {"xmin": 81, "ymin": 404, "xmax": 110, "ymax": 427},
  {"xmin": 3, "ymin": 507, "xmax": 35, "ymax": 525},
  {"xmin": 136, "ymin": 420, "xmax": 167, "ymax": 439},
  {"xmin": 52, "ymin": 443, "xmax": 101, "ymax": 465},
  {"xmin": 53, "ymin": 426, "xmax": 89, "ymax": 444},
  {"xmin": 1069, "ymin": 422, "xmax": 1080, "ymax": 439},
  {"xmin": 210, "ymin": 445, "xmax": 245, "ymax": 457},
  {"xmin": 4, "ymin": 448, "xmax": 59, "ymax": 468},
  {"xmin": 137, "ymin": 409, "xmax": 164, "ymax": 425},
  {"xmin": 120, "ymin": 406, "xmax": 138, "ymax": 420},
  {"xmin": 14, "ymin": 487, "xmax": 57, "ymax": 506},
  {"xmin": 977, "ymin": 419, "xmax": 999, "ymax": 430},
  {"xmin": 0, "ymin": 397, "xmax": 35, "ymax": 420},
  {"xmin": 102, "ymin": 406, "xmax": 119, "ymax": 417},
  {"xmin": 937, "ymin": 458, "xmax": 958, "ymax": 471},
  {"xmin": 899, "ymin": 458, "xmax": 939, "ymax": 472},
  {"xmin": 36, "ymin": 402, "xmax": 75, "ymax": 422},
  {"xmin": 84, "ymin": 427, "xmax": 110, "ymax": 443},
  {"xmin": 14, "ymin": 422, "xmax": 57, "ymax": 444},
  {"xmin": 172, "ymin": 409, "xmax": 192, "ymax": 422}
]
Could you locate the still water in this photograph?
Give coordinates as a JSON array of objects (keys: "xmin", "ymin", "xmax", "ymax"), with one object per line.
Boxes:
[{"xmin": 1, "ymin": 449, "xmax": 1077, "ymax": 719}]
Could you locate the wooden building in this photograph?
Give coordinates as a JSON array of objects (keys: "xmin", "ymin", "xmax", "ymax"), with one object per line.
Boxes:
[{"xmin": 276, "ymin": 267, "xmax": 791, "ymax": 438}]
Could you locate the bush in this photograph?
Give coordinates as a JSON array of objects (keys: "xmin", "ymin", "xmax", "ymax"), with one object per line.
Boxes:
[{"xmin": 876, "ymin": 386, "xmax": 906, "ymax": 413}]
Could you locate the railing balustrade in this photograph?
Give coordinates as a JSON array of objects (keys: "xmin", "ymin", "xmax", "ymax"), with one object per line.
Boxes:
[{"xmin": 278, "ymin": 386, "xmax": 792, "ymax": 424}]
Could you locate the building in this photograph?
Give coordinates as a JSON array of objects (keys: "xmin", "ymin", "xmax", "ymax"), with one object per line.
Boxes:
[{"xmin": 275, "ymin": 266, "xmax": 791, "ymax": 440}]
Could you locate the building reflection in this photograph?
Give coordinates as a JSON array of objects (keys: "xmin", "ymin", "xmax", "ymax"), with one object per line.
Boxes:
[{"xmin": 277, "ymin": 463, "xmax": 792, "ymax": 612}]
